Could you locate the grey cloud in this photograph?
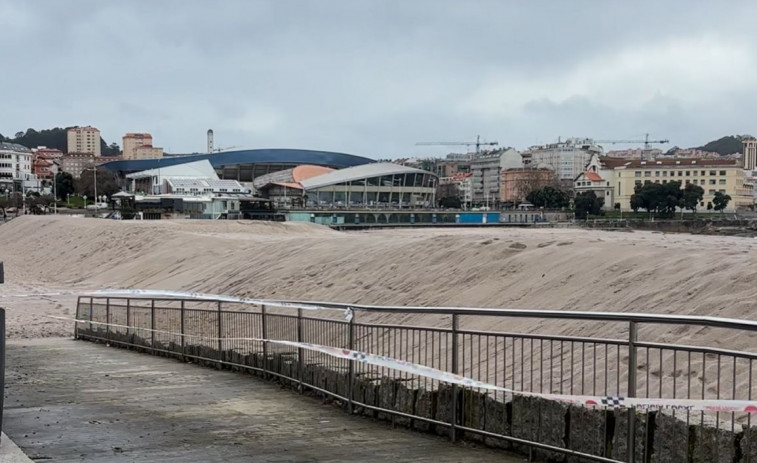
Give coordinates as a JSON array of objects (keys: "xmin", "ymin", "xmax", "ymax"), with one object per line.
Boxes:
[{"xmin": 3, "ymin": 1, "xmax": 757, "ymax": 156}]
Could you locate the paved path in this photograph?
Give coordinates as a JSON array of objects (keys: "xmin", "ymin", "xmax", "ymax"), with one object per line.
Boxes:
[{"xmin": 4, "ymin": 338, "xmax": 524, "ymax": 462}]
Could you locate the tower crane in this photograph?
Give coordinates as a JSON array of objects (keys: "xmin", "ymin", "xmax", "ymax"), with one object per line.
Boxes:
[
  {"xmin": 416, "ymin": 135, "xmax": 498, "ymax": 153},
  {"xmin": 595, "ymin": 133, "xmax": 669, "ymax": 149}
]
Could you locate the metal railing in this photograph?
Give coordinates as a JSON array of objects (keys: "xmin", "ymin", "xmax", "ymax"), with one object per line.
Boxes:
[{"xmin": 74, "ymin": 296, "xmax": 757, "ymax": 463}]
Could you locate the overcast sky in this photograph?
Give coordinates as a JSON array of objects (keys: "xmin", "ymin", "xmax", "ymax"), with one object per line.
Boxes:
[{"xmin": 2, "ymin": 1, "xmax": 756, "ymax": 158}]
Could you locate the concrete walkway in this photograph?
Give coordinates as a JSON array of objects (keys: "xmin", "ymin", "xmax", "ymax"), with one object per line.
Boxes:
[{"xmin": 3, "ymin": 338, "xmax": 524, "ymax": 462}]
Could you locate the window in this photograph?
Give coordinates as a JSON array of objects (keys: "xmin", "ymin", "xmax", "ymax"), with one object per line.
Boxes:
[
  {"xmin": 644, "ymin": 180, "xmax": 651, "ymax": 184},
  {"xmin": 719, "ymin": 170, "xmax": 726, "ymax": 176},
  {"xmin": 662, "ymin": 171, "xmax": 667, "ymax": 177},
  {"xmin": 719, "ymin": 179, "xmax": 726, "ymax": 185},
  {"xmin": 635, "ymin": 180, "xmax": 642, "ymax": 186},
  {"xmin": 644, "ymin": 171, "xmax": 651, "ymax": 177},
  {"xmin": 662, "ymin": 180, "xmax": 667, "ymax": 184},
  {"xmin": 678, "ymin": 171, "xmax": 683, "ymax": 177},
  {"xmin": 685, "ymin": 180, "xmax": 690, "ymax": 185},
  {"xmin": 709, "ymin": 170, "xmax": 716, "ymax": 176},
  {"xmin": 709, "ymin": 179, "xmax": 716, "ymax": 185},
  {"xmin": 709, "ymin": 189, "xmax": 716, "ymax": 195},
  {"xmin": 719, "ymin": 189, "xmax": 726, "ymax": 193},
  {"xmin": 635, "ymin": 171, "xmax": 641, "ymax": 177},
  {"xmin": 693, "ymin": 171, "xmax": 698, "ymax": 176},
  {"xmin": 685, "ymin": 171, "xmax": 690, "ymax": 176},
  {"xmin": 701, "ymin": 170, "xmax": 706, "ymax": 176},
  {"xmin": 655, "ymin": 171, "xmax": 660, "ymax": 177}
]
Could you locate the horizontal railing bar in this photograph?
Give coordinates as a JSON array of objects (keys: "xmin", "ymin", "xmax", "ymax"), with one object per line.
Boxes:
[
  {"xmin": 278, "ymin": 299, "xmax": 757, "ymax": 332},
  {"xmin": 88, "ymin": 295, "xmax": 757, "ymax": 332}
]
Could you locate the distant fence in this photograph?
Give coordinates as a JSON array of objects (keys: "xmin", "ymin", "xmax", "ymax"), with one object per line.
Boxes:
[{"xmin": 74, "ymin": 296, "xmax": 757, "ymax": 462}]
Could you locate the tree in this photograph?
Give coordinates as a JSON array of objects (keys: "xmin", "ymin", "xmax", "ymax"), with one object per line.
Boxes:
[
  {"xmin": 712, "ymin": 191, "xmax": 732, "ymax": 213},
  {"xmin": 55, "ymin": 172, "xmax": 75, "ymax": 200},
  {"xmin": 574, "ymin": 191, "xmax": 605, "ymax": 219},
  {"xmin": 439, "ymin": 196, "xmax": 462, "ymax": 208},
  {"xmin": 436, "ymin": 182, "xmax": 462, "ymax": 209},
  {"xmin": 0, "ymin": 196, "xmax": 9, "ymax": 220},
  {"xmin": 629, "ymin": 181, "xmax": 683, "ymax": 218},
  {"xmin": 75, "ymin": 167, "xmax": 121, "ymax": 198},
  {"xmin": 680, "ymin": 183, "xmax": 704, "ymax": 214},
  {"xmin": 526, "ymin": 185, "xmax": 570, "ymax": 209}
]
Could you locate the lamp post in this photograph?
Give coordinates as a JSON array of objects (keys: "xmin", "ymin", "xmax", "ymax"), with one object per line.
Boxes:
[{"xmin": 52, "ymin": 161, "xmax": 60, "ymax": 215}]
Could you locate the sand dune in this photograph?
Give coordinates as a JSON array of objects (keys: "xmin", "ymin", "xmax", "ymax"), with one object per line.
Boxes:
[
  {"xmin": 1, "ymin": 216, "xmax": 756, "ymax": 401},
  {"xmin": 1, "ymin": 216, "xmax": 756, "ymax": 341}
]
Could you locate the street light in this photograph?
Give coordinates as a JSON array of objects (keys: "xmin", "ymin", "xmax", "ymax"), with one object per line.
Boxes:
[
  {"xmin": 82, "ymin": 166, "xmax": 98, "ymax": 217},
  {"xmin": 51, "ymin": 161, "xmax": 60, "ymax": 215}
]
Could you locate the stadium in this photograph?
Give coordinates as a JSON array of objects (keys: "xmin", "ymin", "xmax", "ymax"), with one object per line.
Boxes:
[{"xmin": 100, "ymin": 148, "xmax": 375, "ymax": 182}]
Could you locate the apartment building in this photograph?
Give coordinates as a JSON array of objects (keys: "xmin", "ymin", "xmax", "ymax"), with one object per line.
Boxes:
[
  {"xmin": 67, "ymin": 126, "xmax": 101, "ymax": 156},
  {"xmin": 500, "ymin": 167, "xmax": 555, "ymax": 205},
  {"xmin": 60, "ymin": 152, "xmax": 95, "ymax": 179},
  {"xmin": 574, "ymin": 154, "xmax": 753, "ymax": 212},
  {"xmin": 123, "ymin": 133, "xmax": 164, "ymax": 160},
  {"xmin": 522, "ymin": 138, "xmax": 603, "ymax": 186},
  {"xmin": 470, "ymin": 148, "xmax": 520, "ymax": 205},
  {"xmin": 0, "ymin": 142, "xmax": 37, "ymax": 192}
]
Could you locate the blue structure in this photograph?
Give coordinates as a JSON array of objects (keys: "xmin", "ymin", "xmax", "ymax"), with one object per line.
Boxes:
[{"xmin": 100, "ymin": 148, "xmax": 375, "ymax": 183}]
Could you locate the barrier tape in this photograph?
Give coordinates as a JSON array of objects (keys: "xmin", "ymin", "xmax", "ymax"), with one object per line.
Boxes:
[{"xmin": 55, "ymin": 316, "xmax": 757, "ymax": 414}]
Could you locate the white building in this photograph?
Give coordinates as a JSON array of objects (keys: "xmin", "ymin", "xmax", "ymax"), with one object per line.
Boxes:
[
  {"xmin": 123, "ymin": 160, "xmax": 258, "ymax": 219},
  {"xmin": 0, "ymin": 142, "xmax": 39, "ymax": 193},
  {"xmin": 522, "ymin": 138, "xmax": 603, "ymax": 185},
  {"xmin": 470, "ymin": 148, "xmax": 520, "ymax": 205}
]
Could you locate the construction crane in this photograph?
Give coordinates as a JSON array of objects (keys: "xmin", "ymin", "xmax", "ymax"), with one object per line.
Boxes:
[
  {"xmin": 595, "ymin": 133, "xmax": 669, "ymax": 149},
  {"xmin": 416, "ymin": 135, "xmax": 498, "ymax": 153}
]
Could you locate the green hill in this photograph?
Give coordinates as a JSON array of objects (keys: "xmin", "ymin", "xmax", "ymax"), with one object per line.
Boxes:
[
  {"xmin": 696, "ymin": 135, "xmax": 744, "ymax": 156},
  {"xmin": 0, "ymin": 127, "xmax": 121, "ymax": 156}
]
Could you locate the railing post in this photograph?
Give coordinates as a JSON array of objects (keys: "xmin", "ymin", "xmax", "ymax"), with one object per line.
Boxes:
[
  {"xmin": 451, "ymin": 313, "xmax": 460, "ymax": 442},
  {"xmin": 89, "ymin": 297, "xmax": 94, "ymax": 334},
  {"xmin": 627, "ymin": 321, "xmax": 638, "ymax": 463},
  {"xmin": 261, "ymin": 304, "xmax": 268, "ymax": 379},
  {"xmin": 297, "ymin": 308, "xmax": 304, "ymax": 393},
  {"xmin": 150, "ymin": 299, "xmax": 156, "ymax": 350},
  {"xmin": 126, "ymin": 298, "xmax": 131, "ymax": 344},
  {"xmin": 74, "ymin": 296, "xmax": 81, "ymax": 339},
  {"xmin": 217, "ymin": 300, "xmax": 223, "ymax": 368},
  {"xmin": 180, "ymin": 300, "xmax": 185, "ymax": 361},
  {"xmin": 0, "ymin": 308, "xmax": 4, "ymax": 443},
  {"xmin": 347, "ymin": 309, "xmax": 355, "ymax": 414},
  {"xmin": 105, "ymin": 297, "xmax": 110, "ymax": 344}
]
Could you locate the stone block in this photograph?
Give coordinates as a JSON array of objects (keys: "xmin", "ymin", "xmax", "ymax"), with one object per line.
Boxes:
[
  {"xmin": 511, "ymin": 395, "xmax": 567, "ymax": 462},
  {"xmin": 612, "ymin": 409, "xmax": 649, "ymax": 463},
  {"xmin": 362, "ymin": 381, "xmax": 379, "ymax": 418},
  {"xmin": 650, "ymin": 411, "xmax": 688, "ymax": 463},
  {"xmin": 740, "ymin": 424, "xmax": 757, "ymax": 462},
  {"xmin": 567, "ymin": 406, "xmax": 608, "ymax": 462},
  {"xmin": 483, "ymin": 395, "xmax": 510, "ymax": 449},
  {"xmin": 689, "ymin": 420, "xmax": 739, "ymax": 463},
  {"xmin": 377, "ymin": 378, "xmax": 398, "ymax": 422},
  {"xmin": 413, "ymin": 389, "xmax": 436, "ymax": 432},
  {"xmin": 393, "ymin": 383, "xmax": 416, "ymax": 427},
  {"xmin": 461, "ymin": 389, "xmax": 486, "ymax": 442},
  {"xmin": 434, "ymin": 384, "xmax": 458, "ymax": 437}
]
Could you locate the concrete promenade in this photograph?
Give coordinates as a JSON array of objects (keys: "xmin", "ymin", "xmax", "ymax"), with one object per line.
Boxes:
[{"xmin": 3, "ymin": 338, "xmax": 523, "ymax": 462}]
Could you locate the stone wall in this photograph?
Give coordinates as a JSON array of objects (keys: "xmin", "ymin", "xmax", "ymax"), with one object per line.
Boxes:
[{"xmin": 77, "ymin": 329, "xmax": 751, "ymax": 463}]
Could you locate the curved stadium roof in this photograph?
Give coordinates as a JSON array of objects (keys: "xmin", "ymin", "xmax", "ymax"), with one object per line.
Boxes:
[
  {"xmin": 100, "ymin": 148, "xmax": 374, "ymax": 173},
  {"xmin": 299, "ymin": 162, "xmax": 436, "ymax": 190}
]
